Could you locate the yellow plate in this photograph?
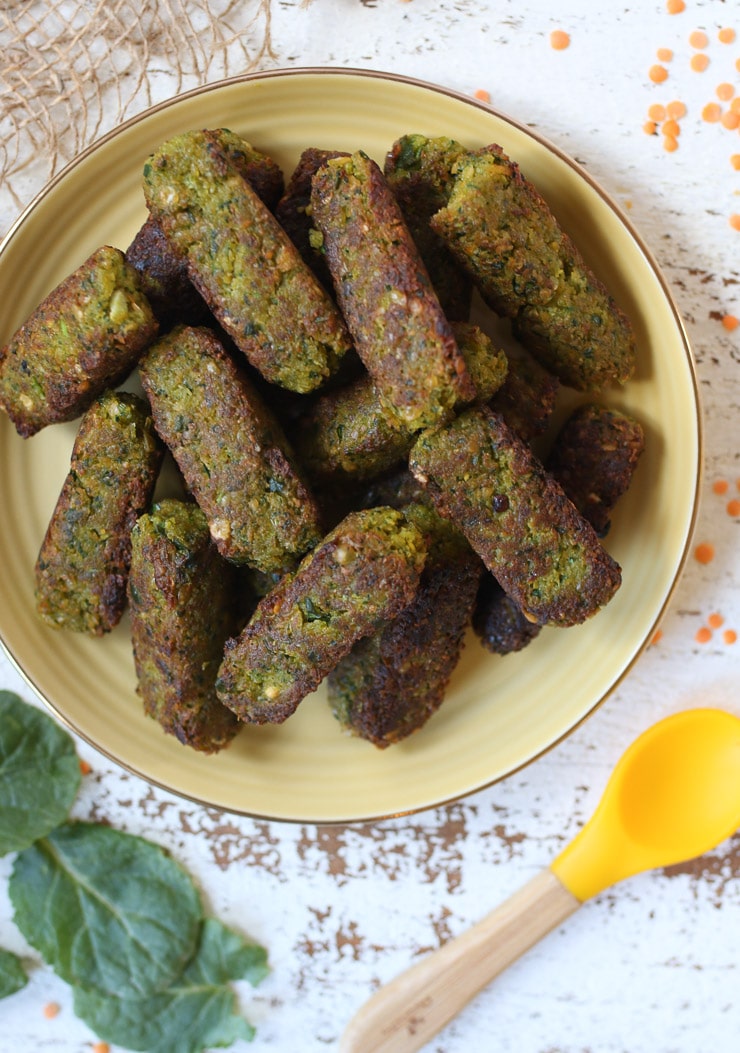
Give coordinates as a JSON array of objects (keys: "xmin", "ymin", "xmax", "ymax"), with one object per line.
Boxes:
[{"xmin": 0, "ymin": 69, "xmax": 701, "ymax": 823}]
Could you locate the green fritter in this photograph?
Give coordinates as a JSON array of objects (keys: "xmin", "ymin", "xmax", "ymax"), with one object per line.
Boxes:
[
  {"xmin": 128, "ymin": 499, "xmax": 242, "ymax": 753},
  {"xmin": 472, "ymin": 572, "xmax": 543, "ymax": 656},
  {"xmin": 139, "ymin": 325, "xmax": 323, "ymax": 574},
  {"xmin": 274, "ymin": 147, "xmax": 349, "ymax": 288},
  {"xmin": 0, "ymin": 246, "xmax": 158, "ymax": 438},
  {"xmin": 128, "ymin": 135, "xmax": 284, "ymax": 330},
  {"xmin": 310, "ymin": 150, "xmax": 476, "ymax": 431},
  {"xmin": 126, "ymin": 216, "xmax": 213, "ymax": 330},
  {"xmin": 409, "ymin": 404, "xmax": 622, "ymax": 627},
  {"xmin": 547, "ymin": 402, "xmax": 645, "ymax": 537},
  {"xmin": 489, "ymin": 347, "xmax": 560, "ymax": 443},
  {"xmin": 292, "ymin": 321, "xmax": 507, "ymax": 483},
  {"xmin": 142, "ymin": 128, "xmax": 352, "ymax": 393},
  {"xmin": 384, "ymin": 134, "xmax": 473, "ymax": 321},
  {"xmin": 512, "ymin": 261, "xmax": 637, "ymax": 392},
  {"xmin": 430, "ymin": 145, "xmax": 636, "ymax": 391},
  {"xmin": 329, "ymin": 503, "xmax": 482, "ymax": 748},
  {"xmin": 34, "ymin": 391, "xmax": 163, "ymax": 636},
  {"xmin": 431, "ymin": 145, "xmax": 565, "ymax": 319},
  {"xmin": 358, "ymin": 465, "xmax": 432, "ymax": 512},
  {"xmin": 215, "ymin": 507, "xmax": 428, "ymax": 725}
]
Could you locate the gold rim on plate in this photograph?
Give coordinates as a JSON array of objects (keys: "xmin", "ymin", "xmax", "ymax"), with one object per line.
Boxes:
[{"xmin": 0, "ymin": 68, "xmax": 702, "ymax": 824}]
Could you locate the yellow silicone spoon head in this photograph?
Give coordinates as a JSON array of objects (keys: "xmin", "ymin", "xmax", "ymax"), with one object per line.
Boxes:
[{"xmin": 551, "ymin": 708, "xmax": 740, "ymax": 902}]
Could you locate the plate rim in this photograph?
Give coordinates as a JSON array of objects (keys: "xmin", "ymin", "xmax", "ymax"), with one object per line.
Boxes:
[{"xmin": 0, "ymin": 66, "xmax": 703, "ymax": 823}]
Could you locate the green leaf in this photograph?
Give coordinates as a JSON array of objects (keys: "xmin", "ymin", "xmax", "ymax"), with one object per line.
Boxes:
[
  {"xmin": 10, "ymin": 821, "xmax": 202, "ymax": 999},
  {"xmin": 73, "ymin": 917, "xmax": 269, "ymax": 1053},
  {"xmin": 0, "ymin": 947, "xmax": 28, "ymax": 1000},
  {"xmin": 0, "ymin": 690, "xmax": 81, "ymax": 856}
]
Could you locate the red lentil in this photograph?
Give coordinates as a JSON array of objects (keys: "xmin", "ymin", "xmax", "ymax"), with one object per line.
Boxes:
[{"xmin": 550, "ymin": 29, "xmax": 571, "ymax": 50}]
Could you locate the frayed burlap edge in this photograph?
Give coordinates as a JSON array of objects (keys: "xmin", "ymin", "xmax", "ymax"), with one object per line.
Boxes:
[{"xmin": 0, "ymin": 0, "xmax": 275, "ymax": 237}]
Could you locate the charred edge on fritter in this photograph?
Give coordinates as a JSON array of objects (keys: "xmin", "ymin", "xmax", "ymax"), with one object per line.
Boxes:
[
  {"xmin": 128, "ymin": 498, "xmax": 242, "ymax": 753},
  {"xmin": 547, "ymin": 402, "xmax": 645, "ymax": 537},
  {"xmin": 142, "ymin": 128, "xmax": 352, "ymax": 394},
  {"xmin": 139, "ymin": 324, "xmax": 323, "ymax": 574},
  {"xmin": 0, "ymin": 246, "xmax": 158, "ymax": 437},
  {"xmin": 215, "ymin": 506, "xmax": 428, "ymax": 725},
  {"xmin": 310, "ymin": 150, "xmax": 476, "ymax": 431},
  {"xmin": 291, "ymin": 321, "xmax": 507, "ymax": 484},
  {"xmin": 35, "ymin": 391, "xmax": 163, "ymax": 635},
  {"xmin": 329, "ymin": 502, "xmax": 482, "ymax": 747},
  {"xmin": 409, "ymin": 404, "xmax": 622, "ymax": 627},
  {"xmin": 384, "ymin": 134, "xmax": 473, "ymax": 321},
  {"xmin": 430, "ymin": 144, "xmax": 636, "ymax": 391}
]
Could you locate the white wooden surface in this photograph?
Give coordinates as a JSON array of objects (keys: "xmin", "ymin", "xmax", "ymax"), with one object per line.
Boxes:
[{"xmin": 1, "ymin": 1, "xmax": 739, "ymax": 1051}]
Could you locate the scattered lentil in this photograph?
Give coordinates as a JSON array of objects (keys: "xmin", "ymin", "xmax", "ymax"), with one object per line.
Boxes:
[
  {"xmin": 657, "ymin": 47, "xmax": 674, "ymax": 62},
  {"xmin": 649, "ymin": 63, "xmax": 669, "ymax": 83},
  {"xmin": 651, "ymin": 628, "xmax": 664, "ymax": 645},
  {"xmin": 716, "ymin": 82, "xmax": 735, "ymax": 101},
  {"xmin": 643, "ymin": 120, "xmax": 658, "ymax": 135},
  {"xmin": 689, "ymin": 29, "xmax": 709, "ymax": 50},
  {"xmin": 721, "ymin": 111, "xmax": 740, "ymax": 130},
  {"xmin": 708, "ymin": 612, "xmax": 724, "ymax": 629},
  {"xmin": 702, "ymin": 101, "xmax": 722, "ymax": 122},
  {"xmin": 474, "ymin": 88, "xmax": 491, "ymax": 102},
  {"xmin": 690, "ymin": 52, "xmax": 710, "ymax": 72},
  {"xmin": 730, "ymin": 215, "xmax": 740, "ymax": 231},
  {"xmin": 79, "ymin": 759, "xmax": 92, "ymax": 775},
  {"xmin": 724, "ymin": 629, "xmax": 738, "ymax": 645},
  {"xmin": 550, "ymin": 29, "xmax": 570, "ymax": 50},
  {"xmin": 43, "ymin": 1003, "xmax": 61, "ymax": 1019},
  {"xmin": 662, "ymin": 118, "xmax": 681, "ymax": 137},
  {"xmin": 666, "ymin": 0, "xmax": 685, "ymax": 13},
  {"xmin": 694, "ymin": 542, "xmax": 715, "ymax": 564},
  {"xmin": 718, "ymin": 27, "xmax": 736, "ymax": 45},
  {"xmin": 667, "ymin": 99, "xmax": 687, "ymax": 118},
  {"xmin": 649, "ymin": 102, "xmax": 667, "ymax": 121},
  {"xmin": 722, "ymin": 313, "xmax": 739, "ymax": 328},
  {"xmin": 727, "ymin": 497, "xmax": 740, "ymax": 515},
  {"xmin": 663, "ymin": 133, "xmax": 679, "ymax": 152},
  {"xmin": 695, "ymin": 626, "xmax": 712, "ymax": 644},
  {"xmin": 713, "ymin": 479, "xmax": 729, "ymax": 495}
]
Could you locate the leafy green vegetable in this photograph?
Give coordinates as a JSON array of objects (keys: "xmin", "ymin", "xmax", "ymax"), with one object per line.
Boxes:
[
  {"xmin": 0, "ymin": 947, "xmax": 28, "ymax": 1000},
  {"xmin": 0, "ymin": 693, "xmax": 268, "ymax": 1048},
  {"xmin": 10, "ymin": 821, "xmax": 202, "ymax": 998},
  {"xmin": 0, "ymin": 690, "xmax": 81, "ymax": 856},
  {"xmin": 73, "ymin": 917, "xmax": 269, "ymax": 1052}
]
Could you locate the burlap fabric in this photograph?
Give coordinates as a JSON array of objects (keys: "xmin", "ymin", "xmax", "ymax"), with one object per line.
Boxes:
[{"xmin": 0, "ymin": 0, "xmax": 275, "ymax": 238}]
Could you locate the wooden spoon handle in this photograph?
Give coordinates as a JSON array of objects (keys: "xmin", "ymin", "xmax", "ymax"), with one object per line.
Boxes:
[{"xmin": 339, "ymin": 868, "xmax": 580, "ymax": 1053}]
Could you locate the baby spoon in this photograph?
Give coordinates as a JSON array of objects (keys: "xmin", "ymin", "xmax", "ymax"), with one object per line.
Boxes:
[{"xmin": 340, "ymin": 707, "xmax": 740, "ymax": 1053}]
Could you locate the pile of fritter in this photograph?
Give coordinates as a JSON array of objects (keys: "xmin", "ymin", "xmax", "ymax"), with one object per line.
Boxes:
[{"xmin": 0, "ymin": 128, "xmax": 644, "ymax": 752}]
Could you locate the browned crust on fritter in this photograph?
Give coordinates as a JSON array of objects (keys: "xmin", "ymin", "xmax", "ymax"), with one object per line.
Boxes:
[
  {"xmin": 547, "ymin": 403, "xmax": 645, "ymax": 536},
  {"xmin": 128, "ymin": 500, "xmax": 242, "ymax": 753},
  {"xmin": 384, "ymin": 134, "xmax": 473, "ymax": 321},
  {"xmin": 274, "ymin": 148, "xmax": 349, "ymax": 286},
  {"xmin": 34, "ymin": 391, "xmax": 163, "ymax": 636},
  {"xmin": 329, "ymin": 507, "xmax": 482, "ymax": 747},
  {"xmin": 310, "ymin": 151, "xmax": 476, "ymax": 431},
  {"xmin": 139, "ymin": 325, "xmax": 324, "ymax": 573},
  {"xmin": 409, "ymin": 405, "xmax": 622, "ymax": 627},
  {"xmin": 215, "ymin": 507, "xmax": 427, "ymax": 725},
  {"xmin": 0, "ymin": 246, "xmax": 158, "ymax": 437},
  {"xmin": 489, "ymin": 349, "xmax": 560, "ymax": 443},
  {"xmin": 472, "ymin": 572, "xmax": 543, "ymax": 655},
  {"xmin": 125, "ymin": 217, "xmax": 213, "ymax": 329}
]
